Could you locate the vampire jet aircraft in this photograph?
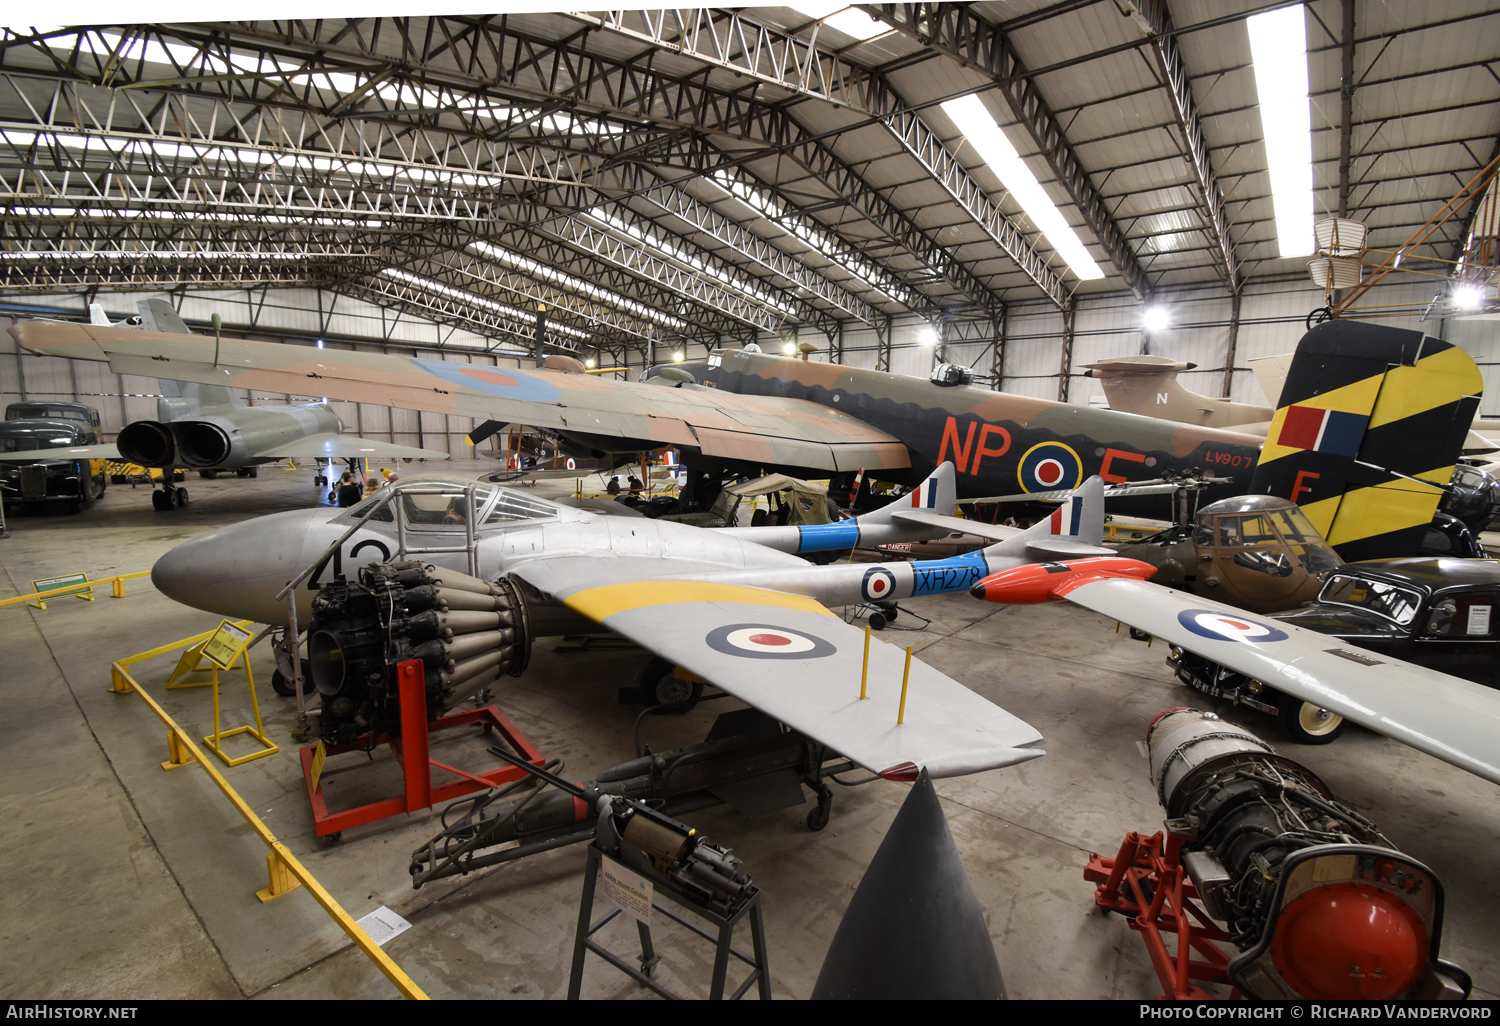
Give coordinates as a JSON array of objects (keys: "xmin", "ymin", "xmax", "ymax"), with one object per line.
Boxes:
[
  {"xmin": 969, "ymin": 556, "xmax": 1500, "ymax": 789},
  {"xmin": 8, "ymin": 316, "xmax": 1475, "ymax": 554},
  {"xmin": 84, "ymin": 301, "xmax": 448, "ymax": 510},
  {"xmin": 147, "ymin": 467, "xmax": 1108, "ymax": 782}
]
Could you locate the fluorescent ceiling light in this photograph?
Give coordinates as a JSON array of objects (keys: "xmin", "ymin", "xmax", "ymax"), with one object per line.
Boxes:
[
  {"xmin": 1143, "ymin": 306, "xmax": 1170, "ymax": 332},
  {"xmin": 787, "ymin": 3, "xmax": 889, "ymax": 42},
  {"xmin": 939, "ymin": 95, "xmax": 1105, "ymax": 281},
  {"xmin": 1247, "ymin": 6, "xmax": 1314, "ymax": 258},
  {"xmin": 470, "ymin": 240, "xmax": 686, "ymax": 329}
]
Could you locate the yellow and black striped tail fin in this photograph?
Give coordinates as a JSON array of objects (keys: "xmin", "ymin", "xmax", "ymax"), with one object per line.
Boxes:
[{"xmin": 1250, "ymin": 321, "xmax": 1482, "ymax": 562}]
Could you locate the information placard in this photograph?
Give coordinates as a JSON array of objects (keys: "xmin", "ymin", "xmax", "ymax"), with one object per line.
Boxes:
[
  {"xmin": 202, "ymin": 620, "xmax": 253, "ymax": 670},
  {"xmin": 601, "ymin": 857, "xmax": 654, "ymax": 925}
]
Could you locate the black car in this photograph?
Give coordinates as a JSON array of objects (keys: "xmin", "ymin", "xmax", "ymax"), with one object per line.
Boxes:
[
  {"xmin": 0, "ymin": 416, "xmax": 109, "ymax": 514},
  {"xmin": 1169, "ymin": 557, "xmax": 1500, "ymax": 745}
]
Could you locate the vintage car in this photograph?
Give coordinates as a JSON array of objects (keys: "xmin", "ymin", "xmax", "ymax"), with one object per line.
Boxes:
[
  {"xmin": 1170, "ymin": 557, "xmax": 1500, "ymax": 744},
  {"xmin": 0, "ymin": 402, "xmax": 109, "ymax": 514}
]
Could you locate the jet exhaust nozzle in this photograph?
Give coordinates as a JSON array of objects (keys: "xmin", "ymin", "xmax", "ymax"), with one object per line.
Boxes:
[
  {"xmin": 174, "ymin": 421, "xmax": 233, "ymax": 467},
  {"xmin": 117, "ymin": 421, "xmax": 177, "ymax": 468}
]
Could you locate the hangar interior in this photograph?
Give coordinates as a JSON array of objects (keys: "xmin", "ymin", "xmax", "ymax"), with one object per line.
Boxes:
[{"xmin": 2, "ymin": 0, "xmax": 1500, "ymax": 1002}]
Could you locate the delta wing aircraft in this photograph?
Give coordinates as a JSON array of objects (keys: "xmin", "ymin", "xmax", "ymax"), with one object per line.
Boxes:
[
  {"xmin": 969, "ymin": 557, "xmax": 1500, "ymax": 788},
  {"xmin": 84, "ymin": 301, "xmax": 448, "ymax": 510},
  {"xmin": 147, "ymin": 468, "xmax": 1108, "ymax": 782}
]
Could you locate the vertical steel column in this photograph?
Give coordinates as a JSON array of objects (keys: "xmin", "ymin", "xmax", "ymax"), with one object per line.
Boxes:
[
  {"xmin": 1057, "ymin": 305, "xmax": 1076, "ymax": 402},
  {"xmin": 1221, "ymin": 290, "xmax": 1242, "ymax": 400},
  {"xmin": 991, "ymin": 305, "xmax": 1008, "ymax": 391},
  {"xmin": 1338, "ymin": 0, "xmax": 1356, "ymax": 219},
  {"xmin": 876, "ymin": 315, "xmax": 893, "ymax": 372}
]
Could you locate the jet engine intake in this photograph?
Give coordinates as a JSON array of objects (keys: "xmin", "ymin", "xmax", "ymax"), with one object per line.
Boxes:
[
  {"xmin": 305, "ymin": 560, "xmax": 531, "ymax": 745},
  {"xmin": 1129, "ymin": 708, "xmax": 1469, "ymax": 1000},
  {"xmin": 116, "ymin": 421, "xmax": 177, "ymax": 468}
]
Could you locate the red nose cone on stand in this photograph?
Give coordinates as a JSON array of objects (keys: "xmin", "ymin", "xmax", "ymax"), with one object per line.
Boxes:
[
  {"xmin": 969, "ymin": 557, "xmax": 1158, "ymax": 604},
  {"xmin": 1271, "ymin": 884, "xmax": 1426, "ymax": 999}
]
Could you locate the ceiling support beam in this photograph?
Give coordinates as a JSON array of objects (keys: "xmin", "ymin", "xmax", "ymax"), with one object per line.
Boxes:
[
  {"xmin": 583, "ymin": 8, "xmax": 1058, "ymax": 306},
  {"xmin": 1057, "ymin": 304, "xmax": 1075, "ymax": 402},
  {"xmin": 1118, "ymin": 1, "xmax": 1241, "ymax": 291},
  {"xmin": 863, "ymin": 3, "xmax": 1153, "ymax": 300}
]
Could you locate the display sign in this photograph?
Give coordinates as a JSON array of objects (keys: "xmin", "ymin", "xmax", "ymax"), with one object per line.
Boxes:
[
  {"xmin": 309, "ymin": 741, "xmax": 328, "ymax": 793},
  {"xmin": 30, "ymin": 572, "xmax": 90, "ymax": 598},
  {"xmin": 1468, "ymin": 604, "xmax": 1492, "ymax": 636},
  {"xmin": 201, "ymin": 620, "xmax": 253, "ymax": 671},
  {"xmin": 601, "ymin": 857, "xmax": 654, "ymax": 925}
]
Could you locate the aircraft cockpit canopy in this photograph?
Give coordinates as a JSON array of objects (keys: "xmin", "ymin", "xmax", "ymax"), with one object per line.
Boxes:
[
  {"xmin": 344, "ymin": 479, "xmax": 559, "ymax": 528},
  {"xmin": 1194, "ymin": 495, "xmax": 1342, "ymax": 578}
]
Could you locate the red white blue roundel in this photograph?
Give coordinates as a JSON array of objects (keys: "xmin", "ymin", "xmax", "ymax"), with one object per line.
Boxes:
[
  {"xmin": 862, "ymin": 567, "xmax": 897, "ymax": 602},
  {"xmin": 1177, "ymin": 609, "xmax": 1289, "ymax": 643},
  {"xmin": 1018, "ymin": 441, "xmax": 1083, "ymax": 493},
  {"xmin": 706, "ymin": 623, "xmax": 837, "ymax": 660}
]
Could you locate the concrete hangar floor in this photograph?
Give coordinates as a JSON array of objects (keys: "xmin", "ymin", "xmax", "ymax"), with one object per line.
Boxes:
[{"xmin": 2, "ymin": 461, "xmax": 1498, "ymax": 1001}]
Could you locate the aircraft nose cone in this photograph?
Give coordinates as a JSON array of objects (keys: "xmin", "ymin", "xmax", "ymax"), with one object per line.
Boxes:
[
  {"xmin": 152, "ymin": 509, "xmax": 323, "ymax": 625},
  {"xmin": 968, "ymin": 581, "xmax": 987, "ymax": 600}
]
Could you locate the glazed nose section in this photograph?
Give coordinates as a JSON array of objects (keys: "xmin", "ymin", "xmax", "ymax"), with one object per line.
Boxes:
[{"xmin": 151, "ymin": 509, "xmax": 323, "ymax": 625}]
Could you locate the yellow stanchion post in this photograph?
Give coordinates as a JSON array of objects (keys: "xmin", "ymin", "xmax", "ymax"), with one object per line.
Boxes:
[
  {"xmin": 897, "ymin": 646, "xmax": 913, "ymax": 724},
  {"xmin": 257, "ymin": 848, "xmax": 303, "ymax": 903},
  {"xmin": 860, "ymin": 625, "xmax": 870, "ymax": 700}
]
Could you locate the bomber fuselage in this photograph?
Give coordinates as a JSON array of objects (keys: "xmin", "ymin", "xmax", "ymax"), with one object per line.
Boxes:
[{"xmin": 693, "ymin": 351, "xmax": 1263, "ymax": 516}]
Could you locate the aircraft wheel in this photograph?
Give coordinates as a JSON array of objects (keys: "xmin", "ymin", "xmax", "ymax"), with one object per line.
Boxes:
[
  {"xmin": 151, "ymin": 490, "xmax": 167, "ymax": 511},
  {"xmin": 270, "ymin": 663, "xmax": 313, "ymax": 697},
  {"xmin": 199, "ymin": 470, "xmax": 217, "ymax": 479},
  {"xmin": 639, "ymin": 657, "xmax": 702, "ymax": 710},
  {"xmin": 876, "ymin": 601, "xmax": 898, "ymax": 621},
  {"xmin": 868, "ymin": 612, "xmax": 887, "ymax": 631},
  {"xmin": 1279, "ymin": 698, "xmax": 1346, "ymax": 745},
  {"xmin": 175, "ymin": 487, "xmax": 189, "ymax": 507},
  {"xmin": 247, "ymin": 466, "xmax": 258, "ymax": 478}
]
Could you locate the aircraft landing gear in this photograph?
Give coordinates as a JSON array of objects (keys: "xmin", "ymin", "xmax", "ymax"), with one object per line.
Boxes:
[{"xmin": 151, "ymin": 481, "xmax": 189, "ymax": 510}]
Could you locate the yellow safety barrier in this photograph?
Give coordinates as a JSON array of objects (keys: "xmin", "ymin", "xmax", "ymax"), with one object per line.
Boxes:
[
  {"xmin": 1, "ymin": 571, "xmax": 152, "ymax": 610},
  {"xmin": 108, "ymin": 626, "xmax": 429, "ymax": 1000}
]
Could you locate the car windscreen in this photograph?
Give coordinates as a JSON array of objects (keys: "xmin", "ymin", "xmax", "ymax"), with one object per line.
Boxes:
[
  {"xmin": 5, "ymin": 405, "xmax": 89, "ymax": 424},
  {"xmin": 0, "ymin": 430, "xmax": 79, "ymax": 452},
  {"xmin": 1319, "ymin": 574, "xmax": 1424, "ymax": 626}
]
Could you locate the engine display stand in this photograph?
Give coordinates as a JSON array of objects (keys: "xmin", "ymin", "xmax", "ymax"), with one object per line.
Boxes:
[
  {"xmin": 568, "ymin": 845, "xmax": 771, "ymax": 1001},
  {"xmin": 299, "ymin": 659, "xmax": 544, "ymax": 839},
  {"xmin": 1085, "ymin": 828, "xmax": 1237, "ymax": 1000}
]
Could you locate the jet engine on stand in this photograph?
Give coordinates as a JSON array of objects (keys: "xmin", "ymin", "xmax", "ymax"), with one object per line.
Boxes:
[
  {"xmin": 305, "ymin": 560, "xmax": 531, "ymax": 745},
  {"xmin": 1088, "ymin": 708, "xmax": 1470, "ymax": 1000}
]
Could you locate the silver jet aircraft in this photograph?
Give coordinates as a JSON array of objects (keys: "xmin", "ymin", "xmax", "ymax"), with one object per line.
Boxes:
[
  {"xmin": 91, "ymin": 300, "xmax": 447, "ymax": 510},
  {"xmin": 150, "ymin": 467, "xmax": 1108, "ymax": 781}
]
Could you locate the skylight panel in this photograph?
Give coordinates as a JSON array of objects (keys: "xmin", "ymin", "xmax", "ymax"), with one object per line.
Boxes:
[
  {"xmin": 787, "ymin": 3, "xmax": 890, "ymax": 42},
  {"xmin": 1246, "ymin": 5, "xmax": 1315, "ymax": 258},
  {"xmin": 940, "ymin": 94, "xmax": 1104, "ymax": 281}
]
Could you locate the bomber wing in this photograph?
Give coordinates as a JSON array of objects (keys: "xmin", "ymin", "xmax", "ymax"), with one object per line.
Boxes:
[
  {"xmin": 0, "ymin": 442, "xmax": 120, "ymax": 462},
  {"xmin": 10, "ymin": 321, "xmax": 910, "ymax": 474},
  {"xmin": 259, "ymin": 433, "xmax": 449, "ymax": 461},
  {"xmin": 510, "ymin": 556, "xmax": 1043, "ymax": 780},
  {"xmin": 1055, "ymin": 577, "xmax": 1500, "ymax": 786}
]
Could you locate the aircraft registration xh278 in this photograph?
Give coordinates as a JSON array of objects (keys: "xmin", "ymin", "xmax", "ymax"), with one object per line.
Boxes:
[{"xmin": 148, "ymin": 467, "xmax": 1107, "ymax": 782}]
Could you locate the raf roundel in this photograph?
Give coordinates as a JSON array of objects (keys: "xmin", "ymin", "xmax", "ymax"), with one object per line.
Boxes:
[
  {"xmin": 1177, "ymin": 608, "xmax": 1290, "ymax": 643},
  {"xmin": 862, "ymin": 567, "xmax": 897, "ymax": 602},
  {"xmin": 705, "ymin": 623, "xmax": 837, "ymax": 660},
  {"xmin": 1017, "ymin": 441, "xmax": 1082, "ymax": 493}
]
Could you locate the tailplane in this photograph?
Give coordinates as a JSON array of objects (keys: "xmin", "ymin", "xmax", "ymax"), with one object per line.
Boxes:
[
  {"xmin": 983, "ymin": 476, "xmax": 1109, "ymax": 561},
  {"xmin": 1084, "ymin": 355, "xmax": 1272, "ymax": 430},
  {"xmin": 857, "ymin": 462, "xmax": 956, "ymax": 525},
  {"xmin": 1250, "ymin": 320, "xmax": 1482, "ymax": 561}
]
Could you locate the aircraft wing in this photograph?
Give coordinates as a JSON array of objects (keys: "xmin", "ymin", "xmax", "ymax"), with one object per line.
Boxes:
[
  {"xmin": 1056, "ymin": 577, "xmax": 1500, "ymax": 786},
  {"xmin": 259, "ymin": 433, "xmax": 450, "ymax": 461},
  {"xmin": 965, "ymin": 481, "xmax": 1206, "ymax": 504},
  {"xmin": 888, "ymin": 510, "xmax": 1023, "ymax": 544},
  {"xmin": 511, "ymin": 556, "xmax": 1044, "ymax": 779},
  {"xmin": 10, "ymin": 322, "xmax": 911, "ymax": 474},
  {"xmin": 0, "ymin": 443, "xmax": 120, "ymax": 462}
]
